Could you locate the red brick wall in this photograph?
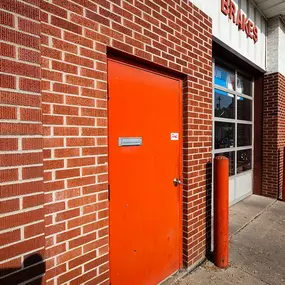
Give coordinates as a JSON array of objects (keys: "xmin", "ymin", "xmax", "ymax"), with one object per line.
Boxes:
[
  {"xmin": 0, "ymin": 0, "xmax": 45, "ymax": 284},
  {"xmin": 263, "ymin": 72, "xmax": 285, "ymax": 198},
  {"xmin": 277, "ymin": 74, "xmax": 285, "ymax": 199},
  {"xmin": 1, "ymin": 0, "xmax": 212, "ymax": 283}
]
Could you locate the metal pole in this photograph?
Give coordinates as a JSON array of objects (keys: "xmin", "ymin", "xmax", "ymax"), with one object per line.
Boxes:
[
  {"xmin": 282, "ymin": 147, "xmax": 285, "ymax": 202},
  {"xmin": 214, "ymin": 156, "xmax": 229, "ymax": 268}
]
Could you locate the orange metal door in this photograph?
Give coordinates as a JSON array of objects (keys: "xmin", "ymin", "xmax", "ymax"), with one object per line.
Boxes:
[{"xmin": 108, "ymin": 59, "xmax": 182, "ymax": 285}]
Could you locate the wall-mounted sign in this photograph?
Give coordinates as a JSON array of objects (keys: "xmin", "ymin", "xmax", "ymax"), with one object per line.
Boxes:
[
  {"xmin": 221, "ymin": 0, "xmax": 258, "ymax": 43},
  {"xmin": 171, "ymin": 133, "xmax": 179, "ymax": 141}
]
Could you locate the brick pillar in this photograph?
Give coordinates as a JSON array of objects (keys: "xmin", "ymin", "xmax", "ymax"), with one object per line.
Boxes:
[
  {"xmin": 278, "ymin": 74, "xmax": 285, "ymax": 200},
  {"xmin": 0, "ymin": 0, "xmax": 44, "ymax": 284},
  {"xmin": 262, "ymin": 73, "xmax": 285, "ymax": 198}
]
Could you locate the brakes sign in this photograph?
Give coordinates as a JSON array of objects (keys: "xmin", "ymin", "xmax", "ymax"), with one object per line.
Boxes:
[{"xmin": 221, "ymin": 0, "xmax": 258, "ymax": 43}]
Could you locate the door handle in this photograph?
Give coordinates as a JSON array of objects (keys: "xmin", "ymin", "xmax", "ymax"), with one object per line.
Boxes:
[{"xmin": 173, "ymin": 178, "xmax": 182, "ymax": 187}]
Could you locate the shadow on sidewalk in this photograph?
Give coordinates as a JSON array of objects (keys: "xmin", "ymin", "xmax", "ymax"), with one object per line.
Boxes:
[{"xmin": 0, "ymin": 253, "xmax": 45, "ymax": 284}]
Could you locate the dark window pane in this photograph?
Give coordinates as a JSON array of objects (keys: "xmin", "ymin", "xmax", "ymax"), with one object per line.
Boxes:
[
  {"xmin": 237, "ymin": 149, "xmax": 252, "ymax": 174},
  {"xmin": 237, "ymin": 96, "xmax": 252, "ymax": 121},
  {"xmin": 214, "ymin": 89, "xmax": 234, "ymax": 119},
  {"xmin": 215, "ymin": 122, "xmax": 235, "ymax": 149},
  {"xmin": 214, "ymin": 65, "xmax": 235, "ymax": 91},
  {"xmin": 215, "ymin": 152, "xmax": 235, "ymax": 176},
  {"xmin": 237, "ymin": 124, "xmax": 252, "ymax": 147},
  {"xmin": 237, "ymin": 74, "xmax": 252, "ymax": 96}
]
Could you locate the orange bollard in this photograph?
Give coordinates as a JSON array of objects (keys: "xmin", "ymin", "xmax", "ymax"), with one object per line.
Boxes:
[
  {"xmin": 283, "ymin": 148, "xmax": 285, "ymax": 202},
  {"xmin": 214, "ymin": 156, "xmax": 229, "ymax": 268}
]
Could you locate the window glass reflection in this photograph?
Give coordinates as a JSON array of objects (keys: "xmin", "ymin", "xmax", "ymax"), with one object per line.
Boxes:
[
  {"xmin": 214, "ymin": 65, "xmax": 235, "ymax": 91},
  {"xmin": 237, "ymin": 74, "xmax": 251, "ymax": 96},
  {"xmin": 214, "ymin": 89, "xmax": 234, "ymax": 119},
  {"xmin": 237, "ymin": 149, "xmax": 252, "ymax": 174},
  {"xmin": 237, "ymin": 124, "xmax": 252, "ymax": 147},
  {"xmin": 215, "ymin": 152, "xmax": 235, "ymax": 176},
  {"xmin": 237, "ymin": 96, "xmax": 252, "ymax": 121},
  {"xmin": 215, "ymin": 122, "xmax": 235, "ymax": 149}
]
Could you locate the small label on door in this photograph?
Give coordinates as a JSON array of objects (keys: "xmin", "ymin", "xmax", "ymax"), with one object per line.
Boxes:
[{"xmin": 171, "ymin": 133, "xmax": 179, "ymax": 140}]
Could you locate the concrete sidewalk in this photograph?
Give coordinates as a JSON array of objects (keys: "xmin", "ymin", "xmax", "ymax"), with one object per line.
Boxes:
[
  {"xmin": 176, "ymin": 195, "xmax": 285, "ymax": 285},
  {"xmin": 229, "ymin": 194, "xmax": 275, "ymax": 236}
]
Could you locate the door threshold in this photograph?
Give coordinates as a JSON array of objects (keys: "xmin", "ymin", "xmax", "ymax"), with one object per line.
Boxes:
[{"xmin": 159, "ymin": 257, "xmax": 206, "ymax": 285}]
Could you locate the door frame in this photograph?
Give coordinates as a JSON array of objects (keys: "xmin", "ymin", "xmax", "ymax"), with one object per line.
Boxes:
[{"xmin": 107, "ymin": 55, "xmax": 184, "ymax": 280}]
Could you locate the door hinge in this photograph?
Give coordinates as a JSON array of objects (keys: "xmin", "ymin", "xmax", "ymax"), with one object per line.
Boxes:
[
  {"xmin": 108, "ymin": 184, "xmax": 110, "ymax": 201},
  {"xmin": 107, "ymin": 83, "xmax": 110, "ymax": 100}
]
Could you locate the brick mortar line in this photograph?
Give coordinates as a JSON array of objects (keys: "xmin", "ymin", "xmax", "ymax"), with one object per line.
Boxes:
[
  {"xmin": 46, "ymin": 231, "xmax": 109, "ymax": 251},
  {"xmin": 0, "ymin": 177, "xmax": 43, "ymax": 186},
  {"xmin": 43, "ymin": 194, "xmax": 106, "ymax": 207},
  {"xmin": 84, "ymin": 264, "xmax": 109, "ymax": 276},
  {"xmin": 45, "ymin": 224, "xmax": 109, "ymax": 241},
  {"xmin": 0, "ymin": 104, "xmax": 42, "ymax": 110},
  {"xmin": 0, "ymin": 218, "xmax": 45, "ymax": 235},
  {"xmin": 46, "ymin": 216, "xmax": 109, "ymax": 231},
  {"xmin": 43, "ymin": 137, "xmax": 107, "ymax": 140},
  {"xmin": 0, "ymin": 86, "xmax": 41, "ymax": 96},
  {"xmin": 54, "ymin": 253, "xmax": 109, "ymax": 281},
  {"xmin": 45, "ymin": 88, "xmax": 107, "ymax": 96},
  {"xmin": 47, "ymin": 239, "xmax": 108, "ymax": 262},
  {"xmin": 0, "ymin": 233, "xmax": 45, "ymax": 251},
  {"xmin": 40, "ymin": 64, "xmax": 101, "ymax": 76},
  {"xmin": 0, "ymin": 191, "xmax": 44, "ymax": 201},
  {"xmin": 0, "ymin": 23, "xmax": 40, "ymax": 39},
  {"xmin": 0, "ymin": 119, "xmax": 42, "ymax": 124},
  {"xmin": 17, "ymin": 0, "xmax": 40, "ymax": 10},
  {"xmin": 41, "ymin": 64, "xmax": 107, "ymax": 76},
  {"xmin": 41, "ymin": 36, "xmax": 106, "ymax": 56},
  {"xmin": 45, "ymin": 217, "xmax": 108, "ymax": 237},
  {"xmin": 43, "ymin": 186, "xmax": 106, "ymax": 198},
  {"xmin": 45, "ymin": 257, "xmax": 107, "ymax": 284},
  {"xmin": 0, "ymin": 205, "xmax": 43, "ymax": 218},
  {"xmin": 0, "ymin": 55, "xmax": 41, "ymax": 65},
  {"xmin": 0, "ymin": 88, "xmax": 42, "ymax": 96},
  {"xmin": 43, "ymin": 106, "xmax": 108, "ymax": 112},
  {"xmin": 0, "ymin": 73, "xmax": 41, "ymax": 82},
  {"xmin": 0, "ymin": 135, "xmax": 42, "ymax": 138},
  {"xmin": 0, "ymin": 150, "xmax": 42, "ymax": 154},
  {"xmin": 0, "ymin": 164, "xmax": 43, "ymax": 173},
  {"xmin": 45, "ymin": 207, "xmax": 109, "ymax": 221},
  {"xmin": 44, "ymin": 204, "xmax": 108, "ymax": 219}
]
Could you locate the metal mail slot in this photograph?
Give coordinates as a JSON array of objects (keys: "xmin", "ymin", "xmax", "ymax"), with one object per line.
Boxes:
[{"xmin": 118, "ymin": 137, "xmax": 142, "ymax": 147}]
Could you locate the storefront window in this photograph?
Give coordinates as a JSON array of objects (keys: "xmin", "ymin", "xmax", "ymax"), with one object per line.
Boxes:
[
  {"xmin": 215, "ymin": 152, "xmax": 235, "ymax": 176},
  {"xmin": 237, "ymin": 149, "xmax": 252, "ymax": 174},
  {"xmin": 213, "ymin": 61, "xmax": 253, "ymax": 176},
  {"xmin": 215, "ymin": 122, "xmax": 235, "ymax": 149},
  {"xmin": 214, "ymin": 89, "xmax": 235, "ymax": 119},
  {"xmin": 214, "ymin": 65, "xmax": 235, "ymax": 91},
  {"xmin": 237, "ymin": 124, "xmax": 252, "ymax": 147},
  {"xmin": 237, "ymin": 73, "xmax": 252, "ymax": 96},
  {"xmin": 237, "ymin": 96, "xmax": 252, "ymax": 121}
]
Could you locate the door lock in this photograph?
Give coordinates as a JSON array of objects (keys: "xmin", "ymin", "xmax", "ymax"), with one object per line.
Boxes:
[{"xmin": 173, "ymin": 178, "xmax": 182, "ymax": 187}]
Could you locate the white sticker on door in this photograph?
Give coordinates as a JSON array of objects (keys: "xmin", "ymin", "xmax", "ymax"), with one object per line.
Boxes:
[{"xmin": 171, "ymin": 133, "xmax": 179, "ymax": 140}]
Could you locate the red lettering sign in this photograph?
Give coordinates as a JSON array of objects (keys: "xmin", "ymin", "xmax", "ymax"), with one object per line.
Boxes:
[{"xmin": 221, "ymin": 0, "xmax": 258, "ymax": 43}]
